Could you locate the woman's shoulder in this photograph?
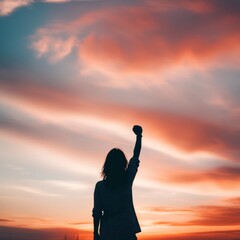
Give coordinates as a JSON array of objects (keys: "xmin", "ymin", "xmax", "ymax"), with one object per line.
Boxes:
[{"xmin": 95, "ymin": 180, "xmax": 105, "ymax": 188}]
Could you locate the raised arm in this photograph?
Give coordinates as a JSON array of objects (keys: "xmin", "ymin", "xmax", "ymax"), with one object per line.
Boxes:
[
  {"xmin": 127, "ymin": 125, "xmax": 143, "ymax": 184},
  {"xmin": 132, "ymin": 125, "xmax": 143, "ymax": 158}
]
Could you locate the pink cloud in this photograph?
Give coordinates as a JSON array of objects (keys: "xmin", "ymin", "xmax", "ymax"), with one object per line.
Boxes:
[
  {"xmin": 31, "ymin": 35, "xmax": 76, "ymax": 63},
  {"xmin": 0, "ymin": 0, "xmax": 81, "ymax": 16},
  {"xmin": 0, "ymin": 0, "xmax": 33, "ymax": 16},
  {"xmin": 1, "ymin": 74, "xmax": 240, "ymax": 162},
  {"xmin": 143, "ymin": 0, "xmax": 215, "ymax": 13},
  {"xmin": 162, "ymin": 166, "xmax": 240, "ymax": 190},
  {"xmin": 149, "ymin": 201, "xmax": 240, "ymax": 227},
  {"xmin": 174, "ymin": 205, "xmax": 240, "ymax": 226},
  {"xmin": 30, "ymin": 1, "xmax": 240, "ymax": 75},
  {"xmin": 43, "ymin": 0, "xmax": 72, "ymax": 2}
]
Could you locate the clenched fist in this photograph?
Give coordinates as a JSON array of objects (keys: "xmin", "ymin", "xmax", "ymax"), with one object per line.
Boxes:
[{"xmin": 132, "ymin": 125, "xmax": 143, "ymax": 136}]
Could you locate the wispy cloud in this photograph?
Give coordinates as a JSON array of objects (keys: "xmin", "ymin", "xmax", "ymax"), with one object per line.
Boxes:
[
  {"xmin": 0, "ymin": 0, "xmax": 94, "ymax": 16},
  {"xmin": 163, "ymin": 166, "xmax": 240, "ymax": 189},
  {"xmin": 0, "ymin": 0, "xmax": 33, "ymax": 16},
  {"xmin": 1, "ymin": 111, "xmax": 240, "ymax": 194},
  {"xmin": 0, "ymin": 218, "xmax": 14, "ymax": 222},
  {"xmin": 142, "ymin": 230, "xmax": 240, "ymax": 240},
  {"xmin": 175, "ymin": 205, "xmax": 240, "ymax": 226},
  {"xmin": 225, "ymin": 197, "xmax": 240, "ymax": 205},
  {"xmin": 8, "ymin": 185, "xmax": 61, "ymax": 197},
  {"xmin": 0, "ymin": 70, "xmax": 240, "ymax": 198},
  {"xmin": 68, "ymin": 221, "xmax": 91, "ymax": 225},
  {"xmin": 31, "ymin": 36, "xmax": 77, "ymax": 63},
  {"xmin": 45, "ymin": 180, "xmax": 90, "ymax": 190},
  {"xmin": 1, "ymin": 73, "xmax": 240, "ymax": 162},
  {"xmin": 143, "ymin": 0, "xmax": 215, "ymax": 13},
  {"xmin": 43, "ymin": 0, "xmax": 72, "ymax": 3},
  {"xmin": 149, "ymin": 201, "xmax": 240, "ymax": 227}
]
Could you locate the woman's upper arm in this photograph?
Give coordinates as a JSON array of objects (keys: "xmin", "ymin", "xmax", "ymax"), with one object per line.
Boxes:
[
  {"xmin": 92, "ymin": 182, "xmax": 103, "ymax": 218},
  {"xmin": 127, "ymin": 157, "xmax": 140, "ymax": 184}
]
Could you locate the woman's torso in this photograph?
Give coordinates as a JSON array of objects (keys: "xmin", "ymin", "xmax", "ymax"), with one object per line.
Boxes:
[{"xmin": 97, "ymin": 179, "xmax": 141, "ymax": 239}]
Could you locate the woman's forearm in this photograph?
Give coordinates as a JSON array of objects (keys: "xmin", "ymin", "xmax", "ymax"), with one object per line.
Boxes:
[
  {"xmin": 133, "ymin": 135, "xmax": 142, "ymax": 159},
  {"xmin": 93, "ymin": 217, "xmax": 100, "ymax": 235},
  {"xmin": 93, "ymin": 217, "xmax": 100, "ymax": 239}
]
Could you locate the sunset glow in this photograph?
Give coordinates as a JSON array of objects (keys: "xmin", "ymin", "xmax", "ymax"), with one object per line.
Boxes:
[{"xmin": 0, "ymin": 0, "xmax": 240, "ymax": 239}]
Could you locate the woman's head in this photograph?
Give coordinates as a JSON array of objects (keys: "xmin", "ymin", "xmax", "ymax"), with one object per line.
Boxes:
[{"xmin": 101, "ymin": 148, "xmax": 128, "ymax": 186}]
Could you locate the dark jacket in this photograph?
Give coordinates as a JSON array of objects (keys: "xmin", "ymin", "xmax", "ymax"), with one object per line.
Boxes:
[{"xmin": 92, "ymin": 157, "xmax": 141, "ymax": 239}]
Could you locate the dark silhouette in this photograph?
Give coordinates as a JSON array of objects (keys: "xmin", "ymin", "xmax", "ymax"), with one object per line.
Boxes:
[{"xmin": 92, "ymin": 125, "xmax": 143, "ymax": 240}]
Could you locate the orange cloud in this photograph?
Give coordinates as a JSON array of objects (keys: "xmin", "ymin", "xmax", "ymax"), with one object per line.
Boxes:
[
  {"xmin": 2, "ymin": 113, "xmax": 240, "ymax": 191},
  {"xmin": 141, "ymin": 230, "xmax": 240, "ymax": 240},
  {"xmin": 175, "ymin": 205, "xmax": 240, "ymax": 226},
  {"xmin": 1, "ymin": 225, "xmax": 240, "ymax": 240},
  {"xmin": 138, "ymin": 110, "xmax": 240, "ymax": 161},
  {"xmin": 0, "ymin": 219, "xmax": 14, "ymax": 222},
  {"xmin": 1, "ymin": 75, "xmax": 240, "ymax": 195},
  {"xmin": 165, "ymin": 166, "xmax": 240, "ymax": 188},
  {"xmin": 1, "ymin": 74, "xmax": 240, "ymax": 162},
  {"xmin": 150, "ymin": 203, "xmax": 240, "ymax": 227},
  {"xmin": 225, "ymin": 197, "xmax": 240, "ymax": 205},
  {"xmin": 31, "ymin": 1, "xmax": 240, "ymax": 74},
  {"xmin": 81, "ymin": 8, "xmax": 240, "ymax": 73}
]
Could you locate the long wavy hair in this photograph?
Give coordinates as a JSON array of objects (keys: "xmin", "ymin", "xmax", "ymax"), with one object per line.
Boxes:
[{"xmin": 101, "ymin": 148, "xmax": 128, "ymax": 187}]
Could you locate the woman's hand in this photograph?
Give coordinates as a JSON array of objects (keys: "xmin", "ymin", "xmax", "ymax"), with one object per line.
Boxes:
[
  {"xmin": 132, "ymin": 125, "xmax": 142, "ymax": 136},
  {"xmin": 94, "ymin": 233, "xmax": 100, "ymax": 240}
]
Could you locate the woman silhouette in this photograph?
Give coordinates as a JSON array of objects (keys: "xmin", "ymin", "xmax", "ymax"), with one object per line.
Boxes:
[{"xmin": 92, "ymin": 125, "xmax": 143, "ymax": 240}]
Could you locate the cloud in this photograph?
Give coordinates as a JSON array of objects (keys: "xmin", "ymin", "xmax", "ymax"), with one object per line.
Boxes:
[
  {"xmin": 31, "ymin": 0, "xmax": 240, "ymax": 75},
  {"xmin": 176, "ymin": 205, "xmax": 240, "ymax": 226},
  {"xmin": 1, "ymin": 105, "xmax": 240, "ymax": 195},
  {"xmin": 147, "ymin": 206, "xmax": 192, "ymax": 213},
  {"xmin": 68, "ymin": 221, "xmax": 91, "ymax": 225},
  {"xmin": 1, "ymin": 226, "xmax": 240, "ymax": 240},
  {"xmin": 1, "ymin": 70, "xmax": 240, "ymax": 196},
  {"xmin": 2, "ymin": 112, "xmax": 240, "ymax": 193},
  {"xmin": 0, "ymin": 115, "xmax": 104, "ymax": 166},
  {"xmin": 0, "ymin": 70, "xmax": 90, "ymax": 115},
  {"xmin": 225, "ymin": 197, "xmax": 240, "ymax": 205},
  {"xmin": 8, "ymin": 185, "xmax": 61, "ymax": 197},
  {"xmin": 31, "ymin": 36, "xmax": 77, "ymax": 63},
  {"xmin": 0, "ymin": 0, "xmax": 33, "ymax": 16},
  {"xmin": 0, "ymin": 218, "xmax": 14, "ymax": 222},
  {"xmin": 2, "ymin": 0, "xmax": 240, "ymax": 235},
  {"xmin": 142, "ymin": 230, "xmax": 240, "ymax": 240},
  {"xmin": 151, "ymin": 202, "xmax": 240, "ymax": 226},
  {"xmin": 141, "ymin": 110, "xmax": 240, "ymax": 161},
  {"xmin": 143, "ymin": 0, "xmax": 215, "ymax": 13},
  {"xmin": 43, "ymin": 0, "xmax": 72, "ymax": 2},
  {"xmin": 43, "ymin": 0, "xmax": 93, "ymax": 2},
  {"xmin": 164, "ymin": 166, "xmax": 240, "ymax": 189},
  {"xmin": 1, "ymin": 72, "xmax": 240, "ymax": 162},
  {"xmin": 44, "ymin": 180, "xmax": 90, "ymax": 190},
  {"xmin": 0, "ymin": 0, "xmax": 92, "ymax": 16}
]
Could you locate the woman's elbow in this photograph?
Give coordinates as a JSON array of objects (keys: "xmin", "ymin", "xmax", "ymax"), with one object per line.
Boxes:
[{"xmin": 92, "ymin": 208, "xmax": 103, "ymax": 218}]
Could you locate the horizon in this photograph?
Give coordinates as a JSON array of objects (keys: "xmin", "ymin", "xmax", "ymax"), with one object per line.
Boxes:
[{"xmin": 0, "ymin": 0, "xmax": 240, "ymax": 239}]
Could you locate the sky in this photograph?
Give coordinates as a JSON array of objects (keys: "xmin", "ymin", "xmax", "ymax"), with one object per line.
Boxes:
[{"xmin": 0, "ymin": 0, "xmax": 240, "ymax": 239}]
